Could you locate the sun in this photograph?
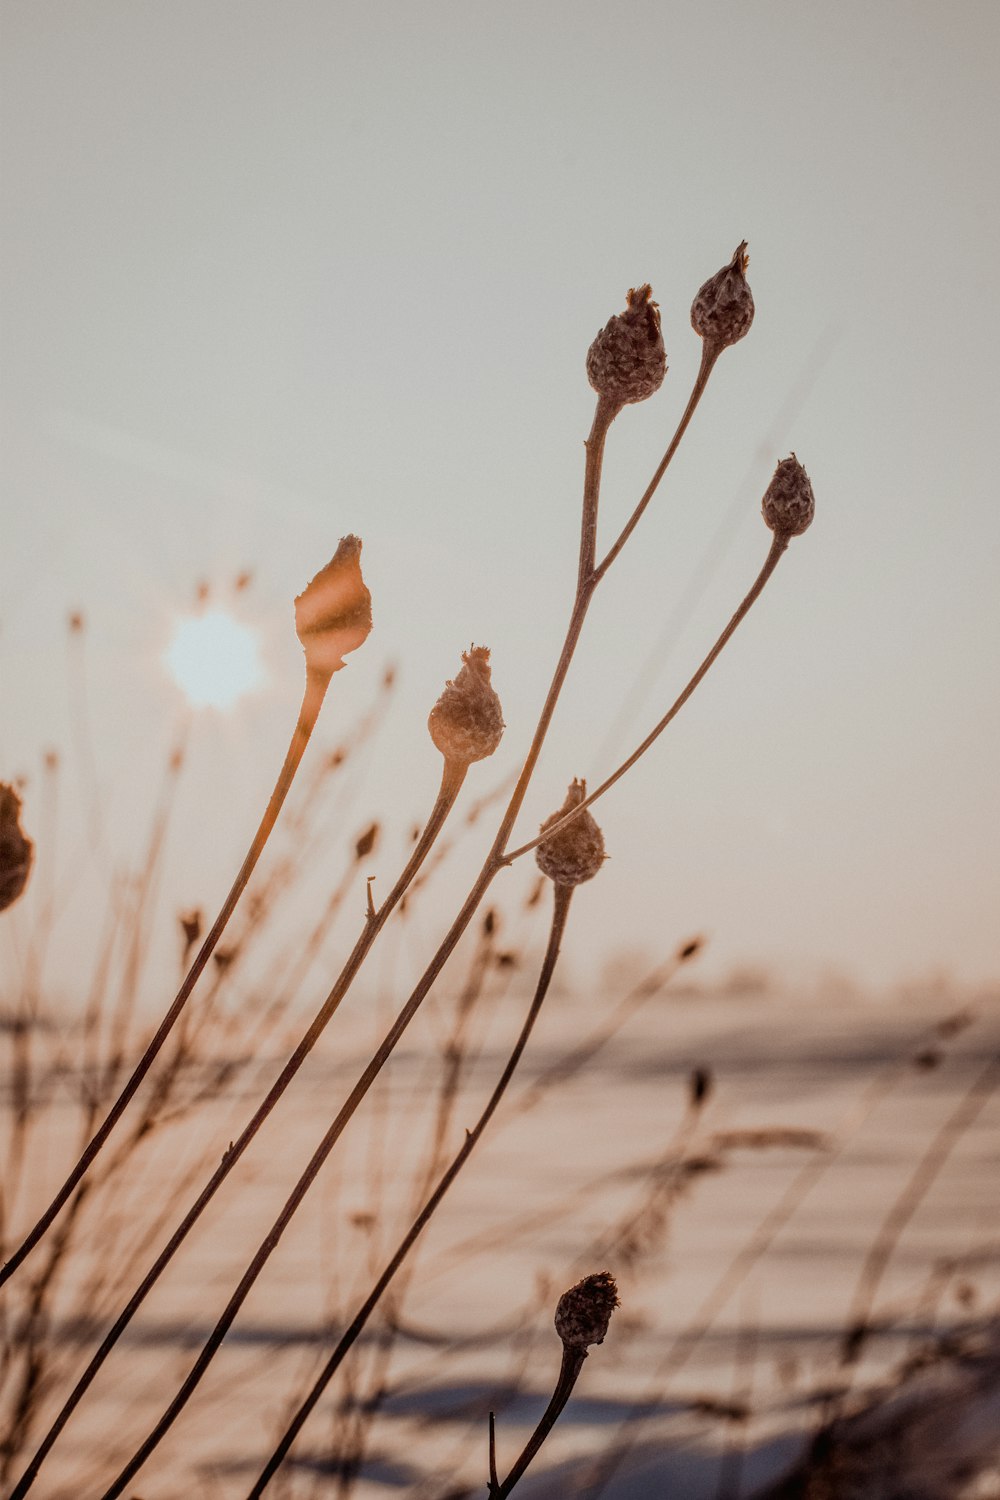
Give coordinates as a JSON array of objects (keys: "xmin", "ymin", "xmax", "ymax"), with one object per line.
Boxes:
[{"xmin": 164, "ymin": 610, "xmax": 263, "ymax": 709}]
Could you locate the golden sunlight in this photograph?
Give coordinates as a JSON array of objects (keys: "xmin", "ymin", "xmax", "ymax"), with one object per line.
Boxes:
[{"xmin": 164, "ymin": 610, "xmax": 263, "ymax": 709}]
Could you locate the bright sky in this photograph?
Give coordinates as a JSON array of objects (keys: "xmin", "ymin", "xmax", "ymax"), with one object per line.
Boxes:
[{"xmin": 2, "ymin": 0, "xmax": 998, "ymax": 996}]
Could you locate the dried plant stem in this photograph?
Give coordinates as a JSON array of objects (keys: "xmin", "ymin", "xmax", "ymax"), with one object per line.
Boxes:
[
  {"xmin": 492, "ymin": 1341, "xmax": 589, "ymax": 1497},
  {"xmin": 7, "ymin": 756, "xmax": 466, "ymax": 1500},
  {"xmin": 247, "ymin": 885, "xmax": 572, "ymax": 1498},
  {"xmin": 98, "ymin": 356, "xmax": 726, "ymax": 1497},
  {"xmin": 505, "ymin": 530, "xmax": 789, "ymax": 864},
  {"xmin": 0, "ymin": 670, "xmax": 332, "ymax": 1290},
  {"xmin": 592, "ymin": 342, "xmax": 718, "ymax": 584},
  {"xmin": 839, "ymin": 1052, "xmax": 1000, "ymax": 1368},
  {"xmin": 582, "ymin": 1015, "xmax": 987, "ymax": 1500}
]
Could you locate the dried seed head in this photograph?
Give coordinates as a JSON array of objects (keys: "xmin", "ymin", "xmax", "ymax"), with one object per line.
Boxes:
[
  {"xmin": 555, "ymin": 1271, "xmax": 620, "ymax": 1349},
  {"xmin": 427, "ymin": 646, "xmax": 505, "ymax": 766},
  {"xmin": 689, "ymin": 1066, "xmax": 713, "ymax": 1109},
  {"xmin": 691, "ymin": 242, "xmax": 754, "ymax": 352},
  {"xmin": 762, "ymin": 454, "xmax": 815, "ymax": 538},
  {"xmin": 536, "ymin": 779, "xmax": 606, "ymax": 888},
  {"xmin": 586, "ymin": 285, "xmax": 666, "ymax": 408},
  {"xmin": 0, "ymin": 784, "xmax": 33, "ymax": 914},
  {"xmin": 295, "ymin": 535, "xmax": 373, "ymax": 680}
]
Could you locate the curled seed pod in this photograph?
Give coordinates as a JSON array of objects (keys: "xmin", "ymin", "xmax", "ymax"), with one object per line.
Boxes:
[
  {"xmin": 0, "ymin": 784, "xmax": 33, "ymax": 914},
  {"xmin": 555, "ymin": 1271, "xmax": 620, "ymax": 1350},
  {"xmin": 586, "ymin": 284, "xmax": 666, "ymax": 408},
  {"xmin": 427, "ymin": 646, "xmax": 505, "ymax": 766},
  {"xmin": 295, "ymin": 535, "xmax": 372, "ymax": 680},
  {"xmin": 536, "ymin": 779, "xmax": 605, "ymax": 888},
  {"xmin": 762, "ymin": 454, "xmax": 815, "ymax": 538},
  {"xmin": 691, "ymin": 242, "xmax": 754, "ymax": 352}
]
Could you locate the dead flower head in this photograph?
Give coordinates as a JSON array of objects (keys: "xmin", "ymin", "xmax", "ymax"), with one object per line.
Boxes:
[
  {"xmin": 587, "ymin": 284, "xmax": 666, "ymax": 408},
  {"xmin": 427, "ymin": 646, "xmax": 505, "ymax": 766},
  {"xmin": 555, "ymin": 1271, "xmax": 620, "ymax": 1350},
  {"xmin": 691, "ymin": 242, "xmax": 754, "ymax": 353},
  {"xmin": 295, "ymin": 535, "xmax": 373, "ymax": 680},
  {"xmin": 762, "ymin": 454, "xmax": 815, "ymax": 538},
  {"xmin": 0, "ymin": 784, "xmax": 33, "ymax": 914},
  {"xmin": 536, "ymin": 779, "xmax": 606, "ymax": 888}
]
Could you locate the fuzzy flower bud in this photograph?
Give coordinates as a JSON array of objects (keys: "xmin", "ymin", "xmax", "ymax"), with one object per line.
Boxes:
[
  {"xmin": 0, "ymin": 784, "xmax": 33, "ymax": 914},
  {"xmin": 691, "ymin": 242, "xmax": 754, "ymax": 352},
  {"xmin": 762, "ymin": 454, "xmax": 815, "ymax": 538},
  {"xmin": 555, "ymin": 1271, "xmax": 619, "ymax": 1350},
  {"xmin": 536, "ymin": 779, "xmax": 606, "ymax": 888},
  {"xmin": 586, "ymin": 284, "xmax": 666, "ymax": 408},
  {"xmin": 427, "ymin": 646, "xmax": 504, "ymax": 766},
  {"xmin": 295, "ymin": 535, "xmax": 372, "ymax": 680}
]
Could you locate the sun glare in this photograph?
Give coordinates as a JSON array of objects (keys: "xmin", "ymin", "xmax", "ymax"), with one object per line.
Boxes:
[{"xmin": 164, "ymin": 610, "xmax": 263, "ymax": 710}]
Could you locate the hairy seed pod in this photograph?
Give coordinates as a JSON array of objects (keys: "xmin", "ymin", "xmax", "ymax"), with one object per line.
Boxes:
[
  {"xmin": 0, "ymin": 784, "xmax": 33, "ymax": 914},
  {"xmin": 295, "ymin": 535, "xmax": 372, "ymax": 679},
  {"xmin": 427, "ymin": 646, "xmax": 505, "ymax": 766},
  {"xmin": 762, "ymin": 454, "xmax": 815, "ymax": 538},
  {"xmin": 536, "ymin": 779, "xmax": 606, "ymax": 888},
  {"xmin": 555, "ymin": 1271, "xmax": 620, "ymax": 1350},
  {"xmin": 691, "ymin": 242, "xmax": 754, "ymax": 352},
  {"xmin": 586, "ymin": 284, "xmax": 666, "ymax": 408}
]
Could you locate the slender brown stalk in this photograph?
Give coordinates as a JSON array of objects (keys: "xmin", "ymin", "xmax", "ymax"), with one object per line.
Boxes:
[
  {"xmin": 247, "ymin": 885, "xmax": 572, "ymax": 1497},
  {"xmin": 493, "ymin": 1342, "xmax": 588, "ymax": 1497},
  {"xmin": 7, "ymin": 756, "xmax": 465, "ymax": 1500},
  {"xmin": 0, "ymin": 671, "xmax": 332, "ymax": 1290},
  {"xmin": 592, "ymin": 342, "xmax": 718, "ymax": 584},
  {"xmin": 839, "ymin": 1053, "xmax": 1000, "ymax": 1368},
  {"xmin": 505, "ymin": 531, "xmax": 789, "ymax": 864}
]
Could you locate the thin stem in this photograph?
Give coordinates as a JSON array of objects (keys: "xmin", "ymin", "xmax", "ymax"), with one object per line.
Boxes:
[
  {"xmin": 839, "ymin": 1053, "xmax": 1000, "ymax": 1368},
  {"xmin": 247, "ymin": 886, "xmax": 572, "ymax": 1498},
  {"xmin": 578, "ymin": 397, "xmax": 620, "ymax": 592},
  {"xmin": 494, "ymin": 1341, "xmax": 588, "ymax": 1497},
  {"xmin": 505, "ymin": 532, "xmax": 789, "ymax": 865},
  {"xmin": 592, "ymin": 341, "xmax": 718, "ymax": 585},
  {"xmin": 8, "ymin": 757, "xmax": 466, "ymax": 1500},
  {"xmin": 0, "ymin": 668, "xmax": 330, "ymax": 1291}
]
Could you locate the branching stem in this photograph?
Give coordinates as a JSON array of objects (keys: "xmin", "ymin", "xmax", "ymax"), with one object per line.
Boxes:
[
  {"xmin": 97, "ymin": 347, "xmax": 733, "ymax": 1496},
  {"xmin": 504, "ymin": 531, "xmax": 788, "ymax": 864}
]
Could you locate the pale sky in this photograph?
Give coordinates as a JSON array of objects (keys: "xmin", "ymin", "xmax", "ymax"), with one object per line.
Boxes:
[{"xmin": 2, "ymin": 0, "xmax": 999, "ymax": 998}]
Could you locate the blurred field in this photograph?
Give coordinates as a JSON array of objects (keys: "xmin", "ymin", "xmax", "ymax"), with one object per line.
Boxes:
[{"xmin": 3, "ymin": 958, "xmax": 997, "ymax": 1497}]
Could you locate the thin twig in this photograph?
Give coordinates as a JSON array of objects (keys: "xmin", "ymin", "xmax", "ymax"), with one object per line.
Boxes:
[
  {"xmin": 246, "ymin": 886, "xmax": 572, "ymax": 1497},
  {"xmin": 592, "ymin": 342, "xmax": 718, "ymax": 584},
  {"xmin": 839, "ymin": 1053, "xmax": 1000, "ymax": 1369},
  {"xmin": 494, "ymin": 1342, "xmax": 588, "ymax": 1497},
  {"xmin": 0, "ymin": 670, "xmax": 331, "ymax": 1289}
]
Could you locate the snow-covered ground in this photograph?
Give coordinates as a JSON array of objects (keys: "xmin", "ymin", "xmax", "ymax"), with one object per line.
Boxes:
[{"xmin": 4, "ymin": 977, "xmax": 999, "ymax": 1498}]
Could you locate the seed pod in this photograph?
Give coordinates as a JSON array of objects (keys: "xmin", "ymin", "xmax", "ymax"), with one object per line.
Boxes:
[
  {"xmin": 295, "ymin": 535, "xmax": 372, "ymax": 680},
  {"xmin": 0, "ymin": 784, "xmax": 33, "ymax": 914},
  {"xmin": 555, "ymin": 1271, "xmax": 620, "ymax": 1350},
  {"xmin": 762, "ymin": 454, "xmax": 815, "ymax": 538},
  {"xmin": 427, "ymin": 646, "xmax": 505, "ymax": 766},
  {"xmin": 536, "ymin": 779, "xmax": 605, "ymax": 888},
  {"xmin": 691, "ymin": 242, "xmax": 754, "ymax": 352},
  {"xmin": 586, "ymin": 284, "xmax": 666, "ymax": 408}
]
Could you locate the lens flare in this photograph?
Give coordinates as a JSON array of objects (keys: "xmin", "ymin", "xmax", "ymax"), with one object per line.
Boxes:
[{"xmin": 164, "ymin": 610, "xmax": 263, "ymax": 709}]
